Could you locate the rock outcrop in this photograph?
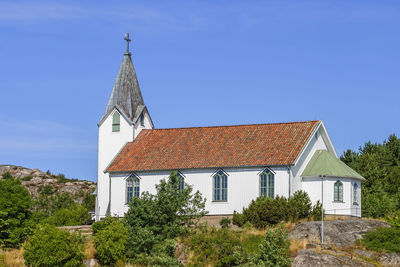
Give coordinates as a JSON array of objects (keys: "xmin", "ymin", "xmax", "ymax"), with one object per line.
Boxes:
[
  {"xmin": 292, "ymin": 249, "xmax": 369, "ymax": 267},
  {"xmin": 289, "ymin": 219, "xmax": 389, "ymax": 247},
  {"xmin": 0, "ymin": 164, "xmax": 96, "ymax": 200}
]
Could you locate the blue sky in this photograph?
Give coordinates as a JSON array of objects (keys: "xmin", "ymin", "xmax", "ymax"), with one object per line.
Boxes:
[{"xmin": 0, "ymin": 0, "xmax": 399, "ymax": 181}]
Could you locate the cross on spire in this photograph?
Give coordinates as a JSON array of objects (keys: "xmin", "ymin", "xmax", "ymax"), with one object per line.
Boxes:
[{"xmin": 124, "ymin": 33, "xmax": 131, "ymax": 55}]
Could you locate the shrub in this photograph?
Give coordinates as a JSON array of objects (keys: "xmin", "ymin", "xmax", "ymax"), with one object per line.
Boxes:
[
  {"xmin": 40, "ymin": 184, "xmax": 54, "ymax": 195},
  {"xmin": 250, "ymin": 225, "xmax": 291, "ymax": 266},
  {"xmin": 45, "ymin": 204, "xmax": 90, "ymax": 226},
  {"xmin": 232, "ymin": 211, "xmax": 245, "ymax": 227},
  {"xmin": 184, "ymin": 226, "xmax": 241, "ymax": 265},
  {"xmin": 21, "ymin": 175, "xmax": 33, "ymax": 181},
  {"xmin": 0, "ymin": 174, "xmax": 33, "ymax": 247},
  {"xmin": 133, "ymin": 239, "xmax": 180, "ymax": 266},
  {"xmin": 124, "ymin": 171, "xmax": 207, "ymax": 259},
  {"xmin": 242, "ymin": 196, "xmax": 290, "ymax": 228},
  {"xmin": 94, "ymin": 220, "xmax": 128, "ymax": 265},
  {"xmin": 23, "ymin": 224, "xmax": 85, "ymax": 267},
  {"xmin": 386, "ymin": 210, "xmax": 400, "ymax": 227},
  {"xmin": 360, "ymin": 227, "xmax": 400, "ymax": 253},
  {"xmin": 288, "ymin": 190, "xmax": 312, "ymax": 220},
  {"xmin": 310, "ymin": 200, "xmax": 323, "ymax": 221},
  {"xmin": 220, "ymin": 217, "xmax": 231, "ymax": 228},
  {"xmin": 92, "ymin": 216, "xmax": 120, "ymax": 235},
  {"xmin": 82, "ymin": 192, "xmax": 96, "ymax": 211}
]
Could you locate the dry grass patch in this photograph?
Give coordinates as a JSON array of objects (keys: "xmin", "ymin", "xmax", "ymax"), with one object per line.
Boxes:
[
  {"xmin": 1, "ymin": 248, "xmax": 25, "ymax": 267},
  {"xmin": 84, "ymin": 236, "xmax": 96, "ymax": 260},
  {"xmin": 289, "ymin": 238, "xmax": 308, "ymax": 256}
]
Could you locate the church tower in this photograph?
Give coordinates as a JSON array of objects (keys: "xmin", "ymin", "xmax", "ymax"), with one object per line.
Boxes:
[{"xmin": 95, "ymin": 34, "xmax": 154, "ymax": 221}]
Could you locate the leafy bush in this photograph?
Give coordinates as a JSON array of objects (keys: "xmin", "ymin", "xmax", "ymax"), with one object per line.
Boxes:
[
  {"xmin": 92, "ymin": 216, "xmax": 120, "ymax": 235},
  {"xmin": 249, "ymin": 225, "xmax": 291, "ymax": 266},
  {"xmin": 0, "ymin": 173, "xmax": 33, "ymax": 247},
  {"xmin": 232, "ymin": 211, "xmax": 245, "ymax": 227},
  {"xmin": 33, "ymin": 192, "xmax": 75, "ymax": 217},
  {"xmin": 133, "ymin": 239, "xmax": 180, "ymax": 266},
  {"xmin": 220, "ymin": 217, "xmax": 231, "ymax": 228},
  {"xmin": 82, "ymin": 192, "xmax": 96, "ymax": 211},
  {"xmin": 40, "ymin": 184, "xmax": 54, "ymax": 195},
  {"xmin": 21, "ymin": 175, "xmax": 33, "ymax": 181},
  {"xmin": 310, "ymin": 200, "xmax": 323, "ymax": 221},
  {"xmin": 386, "ymin": 210, "xmax": 400, "ymax": 227},
  {"xmin": 360, "ymin": 227, "xmax": 400, "ymax": 253},
  {"xmin": 184, "ymin": 224, "xmax": 290, "ymax": 266},
  {"xmin": 23, "ymin": 224, "xmax": 85, "ymax": 267},
  {"xmin": 288, "ymin": 190, "xmax": 312, "ymax": 220},
  {"xmin": 45, "ymin": 203, "xmax": 90, "ymax": 226},
  {"xmin": 94, "ymin": 220, "xmax": 128, "ymax": 265},
  {"xmin": 242, "ymin": 196, "xmax": 290, "ymax": 228},
  {"xmin": 124, "ymin": 171, "xmax": 207, "ymax": 260},
  {"xmin": 184, "ymin": 226, "xmax": 241, "ymax": 265}
]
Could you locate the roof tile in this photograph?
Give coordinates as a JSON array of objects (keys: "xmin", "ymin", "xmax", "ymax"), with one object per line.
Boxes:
[{"xmin": 106, "ymin": 120, "xmax": 320, "ymax": 172}]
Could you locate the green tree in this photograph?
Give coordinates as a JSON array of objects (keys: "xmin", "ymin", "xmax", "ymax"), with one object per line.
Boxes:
[
  {"xmin": 288, "ymin": 190, "xmax": 312, "ymax": 220},
  {"xmin": 340, "ymin": 134, "xmax": 400, "ymax": 218},
  {"xmin": 0, "ymin": 173, "xmax": 33, "ymax": 247},
  {"xmin": 124, "ymin": 171, "xmax": 207, "ymax": 259},
  {"xmin": 23, "ymin": 224, "xmax": 85, "ymax": 267}
]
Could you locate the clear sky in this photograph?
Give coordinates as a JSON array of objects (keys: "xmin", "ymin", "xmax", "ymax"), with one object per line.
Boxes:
[{"xmin": 0, "ymin": 0, "xmax": 399, "ymax": 181}]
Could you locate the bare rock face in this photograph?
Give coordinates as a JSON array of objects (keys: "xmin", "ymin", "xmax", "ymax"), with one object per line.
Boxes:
[
  {"xmin": 378, "ymin": 253, "xmax": 400, "ymax": 267},
  {"xmin": 289, "ymin": 219, "xmax": 389, "ymax": 247},
  {"xmin": 292, "ymin": 250, "xmax": 366, "ymax": 267},
  {"xmin": 0, "ymin": 164, "xmax": 96, "ymax": 200}
]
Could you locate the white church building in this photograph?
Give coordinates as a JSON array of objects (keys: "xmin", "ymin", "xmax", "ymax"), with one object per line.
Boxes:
[{"xmin": 95, "ymin": 35, "xmax": 364, "ymax": 221}]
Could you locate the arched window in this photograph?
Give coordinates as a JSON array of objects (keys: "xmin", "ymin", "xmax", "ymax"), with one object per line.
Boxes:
[
  {"xmin": 112, "ymin": 112, "xmax": 120, "ymax": 132},
  {"xmin": 213, "ymin": 170, "xmax": 227, "ymax": 201},
  {"xmin": 126, "ymin": 175, "xmax": 140, "ymax": 203},
  {"xmin": 177, "ymin": 172, "xmax": 184, "ymax": 191},
  {"xmin": 334, "ymin": 180, "xmax": 343, "ymax": 202},
  {"xmin": 353, "ymin": 183, "xmax": 358, "ymax": 204},
  {"xmin": 140, "ymin": 113, "xmax": 145, "ymax": 126},
  {"xmin": 260, "ymin": 170, "xmax": 274, "ymax": 198}
]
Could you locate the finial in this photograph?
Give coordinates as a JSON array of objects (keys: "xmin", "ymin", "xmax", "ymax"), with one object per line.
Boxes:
[{"xmin": 124, "ymin": 33, "xmax": 131, "ymax": 55}]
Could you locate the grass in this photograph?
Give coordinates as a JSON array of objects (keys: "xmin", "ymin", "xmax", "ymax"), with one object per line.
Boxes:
[
  {"xmin": 84, "ymin": 236, "xmax": 96, "ymax": 259},
  {"xmin": 1, "ymin": 248, "xmax": 25, "ymax": 267}
]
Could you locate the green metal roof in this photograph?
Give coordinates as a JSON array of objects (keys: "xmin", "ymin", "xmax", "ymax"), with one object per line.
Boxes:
[{"xmin": 302, "ymin": 150, "xmax": 364, "ymax": 180}]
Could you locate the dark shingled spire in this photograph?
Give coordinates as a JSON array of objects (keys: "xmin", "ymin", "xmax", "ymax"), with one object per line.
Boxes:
[{"xmin": 100, "ymin": 34, "xmax": 145, "ymax": 124}]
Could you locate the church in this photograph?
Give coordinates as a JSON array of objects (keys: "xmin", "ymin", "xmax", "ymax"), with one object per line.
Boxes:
[{"xmin": 95, "ymin": 35, "xmax": 364, "ymax": 221}]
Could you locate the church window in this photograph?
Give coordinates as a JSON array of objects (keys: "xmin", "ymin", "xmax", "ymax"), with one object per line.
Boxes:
[
  {"xmin": 177, "ymin": 172, "xmax": 184, "ymax": 191},
  {"xmin": 213, "ymin": 170, "xmax": 227, "ymax": 201},
  {"xmin": 112, "ymin": 112, "xmax": 120, "ymax": 132},
  {"xmin": 126, "ymin": 175, "xmax": 140, "ymax": 203},
  {"xmin": 140, "ymin": 113, "xmax": 145, "ymax": 126},
  {"xmin": 353, "ymin": 183, "xmax": 358, "ymax": 204},
  {"xmin": 334, "ymin": 180, "xmax": 343, "ymax": 202},
  {"xmin": 260, "ymin": 170, "xmax": 274, "ymax": 198}
]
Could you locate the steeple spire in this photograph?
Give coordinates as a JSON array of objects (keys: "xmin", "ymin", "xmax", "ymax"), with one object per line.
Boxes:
[{"xmin": 99, "ymin": 33, "xmax": 146, "ymax": 125}]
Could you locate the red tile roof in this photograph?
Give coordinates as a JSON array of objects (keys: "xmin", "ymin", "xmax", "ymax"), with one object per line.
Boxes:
[{"xmin": 106, "ymin": 120, "xmax": 320, "ymax": 173}]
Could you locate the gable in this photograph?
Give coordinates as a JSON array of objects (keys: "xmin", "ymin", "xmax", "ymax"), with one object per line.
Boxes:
[{"xmin": 106, "ymin": 120, "xmax": 320, "ymax": 173}]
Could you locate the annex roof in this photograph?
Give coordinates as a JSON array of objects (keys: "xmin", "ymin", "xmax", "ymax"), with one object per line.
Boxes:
[
  {"xmin": 106, "ymin": 120, "xmax": 320, "ymax": 173},
  {"xmin": 302, "ymin": 150, "xmax": 364, "ymax": 180}
]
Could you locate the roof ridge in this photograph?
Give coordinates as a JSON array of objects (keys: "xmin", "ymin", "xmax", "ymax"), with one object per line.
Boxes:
[{"xmin": 150, "ymin": 120, "xmax": 320, "ymax": 131}]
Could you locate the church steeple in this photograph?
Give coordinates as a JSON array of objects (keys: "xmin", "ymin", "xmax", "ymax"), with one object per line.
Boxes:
[{"xmin": 100, "ymin": 33, "xmax": 147, "ymax": 124}]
